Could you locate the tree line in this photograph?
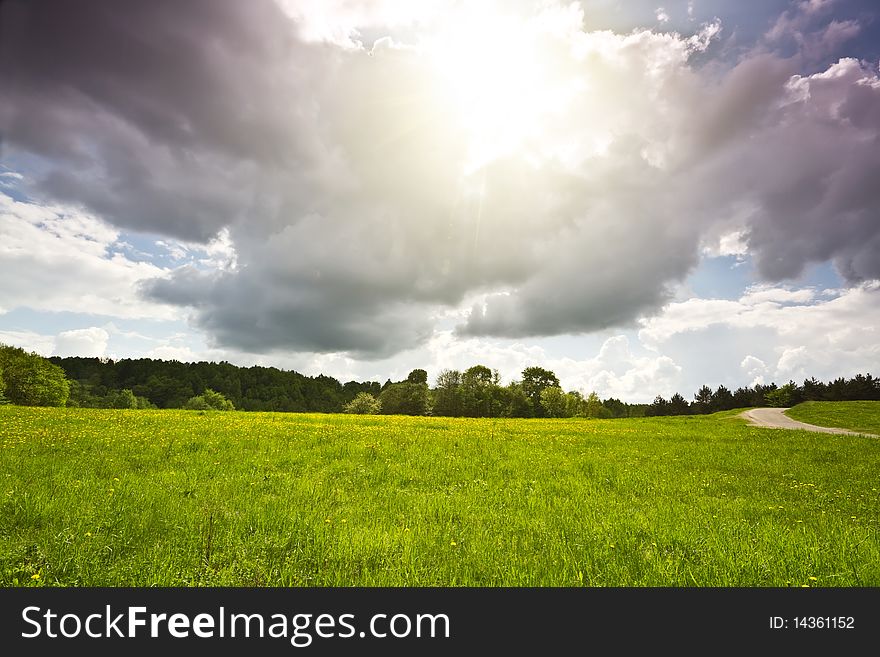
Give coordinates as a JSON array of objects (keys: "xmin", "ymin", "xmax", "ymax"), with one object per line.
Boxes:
[
  {"xmin": 644, "ymin": 374, "xmax": 880, "ymax": 416},
  {"xmin": 0, "ymin": 344, "xmax": 877, "ymax": 418},
  {"xmin": 345, "ymin": 366, "xmax": 644, "ymax": 418}
]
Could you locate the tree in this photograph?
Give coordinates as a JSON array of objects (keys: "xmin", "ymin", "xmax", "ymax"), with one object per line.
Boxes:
[
  {"xmin": 600, "ymin": 397, "xmax": 622, "ymax": 418},
  {"xmin": 135, "ymin": 395, "xmax": 157, "ymax": 409},
  {"xmin": 0, "ymin": 366, "xmax": 6, "ymax": 404},
  {"xmin": 668, "ymin": 393, "xmax": 689, "ymax": 416},
  {"xmin": 185, "ymin": 388, "xmax": 234, "ymax": 411},
  {"xmin": 765, "ymin": 382, "xmax": 796, "ymax": 408},
  {"xmin": 584, "ymin": 391, "xmax": 609, "ymax": 418},
  {"xmin": 136, "ymin": 374, "xmax": 194, "ymax": 408},
  {"xmin": 406, "ymin": 369, "xmax": 428, "ymax": 384},
  {"xmin": 646, "ymin": 395, "xmax": 669, "ymax": 416},
  {"xmin": 848, "ymin": 373, "xmax": 880, "ymax": 400},
  {"xmin": 379, "ymin": 382, "xmax": 429, "ymax": 415},
  {"xmin": 801, "ymin": 377, "xmax": 826, "ymax": 401},
  {"xmin": 203, "ymin": 388, "xmax": 235, "ymax": 410},
  {"xmin": 710, "ymin": 385, "xmax": 734, "ymax": 412},
  {"xmin": 343, "ymin": 392, "xmax": 382, "ymax": 414},
  {"xmin": 432, "ymin": 369, "xmax": 463, "ymax": 417},
  {"xmin": 111, "ymin": 388, "xmax": 138, "ymax": 409},
  {"xmin": 692, "ymin": 385, "xmax": 713, "ymax": 414},
  {"xmin": 521, "ymin": 366, "xmax": 560, "ymax": 417},
  {"xmin": 0, "ymin": 344, "xmax": 69, "ymax": 406},
  {"xmin": 501, "ymin": 382, "xmax": 532, "ymax": 418},
  {"xmin": 565, "ymin": 391, "xmax": 585, "ymax": 417},
  {"xmin": 184, "ymin": 395, "xmax": 211, "ymax": 411},
  {"xmin": 460, "ymin": 365, "xmax": 500, "ymax": 417},
  {"xmin": 540, "ymin": 386, "xmax": 568, "ymax": 418},
  {"xmin": 732, "ymin": 387, "xmax": 753, "ymax": 408}
]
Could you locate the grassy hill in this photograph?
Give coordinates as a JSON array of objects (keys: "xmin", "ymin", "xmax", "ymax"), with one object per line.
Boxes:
[
  {"xmin": 786, "ymin": 401, "xmax": 880, "ymax": 435},
  {"xmin": 1, "ymin": 406, "xmax": 878, "ymax": 586}
]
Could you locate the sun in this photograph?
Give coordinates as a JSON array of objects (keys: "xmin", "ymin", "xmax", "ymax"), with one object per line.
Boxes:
[{"xmin": 422, "ymin": 6, "xmax": 579, "ymax": 173}]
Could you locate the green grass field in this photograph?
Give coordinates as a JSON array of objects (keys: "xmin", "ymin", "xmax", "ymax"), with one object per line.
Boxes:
[
  {"xmin": 786, "ymin": 401, "xmax": 880, "ymax": 436},
  {"xmin": 1, "ymin": 405, "xmax": 878, "ymax": 587}
]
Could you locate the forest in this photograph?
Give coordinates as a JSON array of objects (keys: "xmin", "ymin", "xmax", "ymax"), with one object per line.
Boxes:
[{"xmin": 0, "ymin": 344, "xmax": 876, "ymax": 419}]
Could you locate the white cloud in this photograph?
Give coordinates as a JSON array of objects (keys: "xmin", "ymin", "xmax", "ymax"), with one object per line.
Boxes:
[
  {"xmin": 740, "ymin": 285, "xmax": 815, "ymax": 305},
  {"xmin": 155, "ymin": 229, "xmax": 238, "ymax": 271},
  {"xmin": 299, "ymin": 331, "xmax": 685, "ymax": 402},
  {"xmin": 147, "ymin": 345, "xmax": 201, "ymax": 362},
  {"xmin": 0, "ymin": 192, "xmax": 180, "ymax": 320},
  {"xmin": 799, "ymin": 0, "xmax": 835, "ymax": 16},
  {"xmin": 53, "ymin": 327, "xmax": 110, "ymax": 358},
  {"xmin": 640, "ymin": 282, "xmax": 880, "ymax": 388},
  {"xmin": 701, "ymin": 229, "xmax": 749, "ymax": 257},
  {"xmin": 776, "ymin": 345, "xmax": 811, "ymax": 380},
  {"xmin": 0, "ymin": 171, "xmax": 24, "ymax": 187},
  {"xmin": 740, "ymin": 355, "xmax": 767, "ymax": 386},
  {"xmin": 275, "ymin": 0, "xmax": 446, "ymax": 47},
  {"xmin": 655, "ymin": 7, "xmax": 670, "ymax": 24},
  {"xmin": 0, "ymin": 329, "xmax": 55, "ymax": 356}
]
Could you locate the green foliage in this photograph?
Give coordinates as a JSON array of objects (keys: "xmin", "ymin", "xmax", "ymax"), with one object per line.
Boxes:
[
  {"xmin": 539, "ymin": 386, "xmax": 568, "ymax": 418},
  {"xmin": 432, "ymin": 369, "xmax": 463, "ymax": 417},
  {"xmin": 693, "ymin": 385, "xmax": 713, "ymax": 414},
  {"xmin": 203, "ymin": 388, "xmax": 235, "ymax": 411},
  {"xmin": 0, "ymin": 366, "xmax": 7, "ymax": 405},
  {"xmin": 2, "ymin": 406, "xmax": 879, "ymax": 586},
  {"xmin": 668, "ymin": 393, "xmax": 690, "ymax": 416},
  {"xmin": 66, "ymin": 381, "xmax": 154, "ymax": 409},
  {"xmin": 185, "ymin": 388, "xmax": 234, "ymax": 411},
  {"xmin": 43, "ymin": 352, "xmax": 880, "ymax": 420},
  {"xmin": 650, "ymin": 375, "xmax": 878, "ymax": 417},
  {"xmin": 343, "ymin": 392, "xmax": 382, "ymax": 415},
  {"xmin": 406, "ymin": 369, "xmax": 428, "ymax": 385},
  {"xmin": 565, "ymin": 391, "xmax": 585, "ymax": 418},
  {"xmin": 184, "ymin": 396, "xmax": 211, "ymax": 411},
  {"xmin": 135, "ymin": 396, "xmax": 157, "ymax": 410},
  {"xmin": 50, "ymin": 355, "xmax": 379, "ymax": 412},
  {"xmin": 521, "ymin": 366, "xmax": 560, "ymax": 417},
  {"xmin": 766, "ymin": 383, "xmax": 797, "ymax": 408},
  {"xmin": 711, "ymin": 385, "xmax": 734, "ymax": 412},
  {"xmin": 460, "ymin": 365, "xmax": 500, "ymax": 417},
  {"xmin": 583, "ymin": 391, "xmax": 611, "ymax": 418},
  {"xmin": 379, "ymin": 382, "xmax": 429, "ymax": 416},
  {"xmin": 111, "ymin": 389, "xmax": 138, "ymax": 409},
  {"xmin": 602, "ymin": 397, "xmax": 628, "ymax": 418},
  {"xmin": 0, "ymin": 344, "xmax": 69, "ymax": 407},
  {"xmin": 501, "ymin": 382, "xmax": 531, "ymax": 418}
]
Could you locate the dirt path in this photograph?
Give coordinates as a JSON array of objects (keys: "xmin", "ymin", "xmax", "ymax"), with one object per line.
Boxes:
[{"xmin": 740, "ymin": 407, "xmax": 875, "ymax": 437}]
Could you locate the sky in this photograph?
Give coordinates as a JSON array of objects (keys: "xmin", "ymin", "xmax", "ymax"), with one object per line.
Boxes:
[{"xmin": 1, "ymin": 0, "xmax": 879, "ymax": 402}]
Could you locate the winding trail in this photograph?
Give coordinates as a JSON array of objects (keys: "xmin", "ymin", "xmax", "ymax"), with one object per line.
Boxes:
[{"xmin": 740, "ymin": 407, "xmax": 876, "ymax": 437}]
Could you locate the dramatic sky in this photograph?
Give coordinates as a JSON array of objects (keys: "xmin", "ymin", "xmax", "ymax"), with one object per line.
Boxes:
[{"xmin": 2, "ymin": 0, "xmax": 879, "ymax": 401}]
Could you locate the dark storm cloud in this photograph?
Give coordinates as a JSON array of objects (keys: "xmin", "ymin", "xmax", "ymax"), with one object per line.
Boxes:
[
  {"xmin": 0, "ymin": 0, "xmax": 325, "ymax": 241},
  {"xmin": 704, "ymin": 56, "xmax": 880, "ymax": 283},
  {"xmin": 2, "ymin": 1, "xmax": 879, "ymax": 357}
]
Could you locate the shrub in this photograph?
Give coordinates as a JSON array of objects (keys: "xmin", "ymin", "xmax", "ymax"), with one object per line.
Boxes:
[
  {"xmin": 185, "ymin": 388, "xmax": 234, "ymax": 411},
  {"xmin": 344, "ymin": 392, "xmax": 382, "ymax": 414}
]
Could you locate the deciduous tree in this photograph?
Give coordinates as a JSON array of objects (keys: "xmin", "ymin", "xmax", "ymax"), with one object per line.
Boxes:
[
  {"xmin": 0, "ymin": 344, "xmax": 69, "ymax": 406},
  {"xmin": 344, "ymin": 392, "xmax": 382, "ymax": 414}
]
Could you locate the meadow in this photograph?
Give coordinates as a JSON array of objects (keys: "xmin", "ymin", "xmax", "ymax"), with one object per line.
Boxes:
[
  {"xmin": 786, "ymin": 401, "xmax": 880, "ymax": 436},
  {"xmin": 1, "ymin": 404, "xmax": 878, "ymax": 587}
]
